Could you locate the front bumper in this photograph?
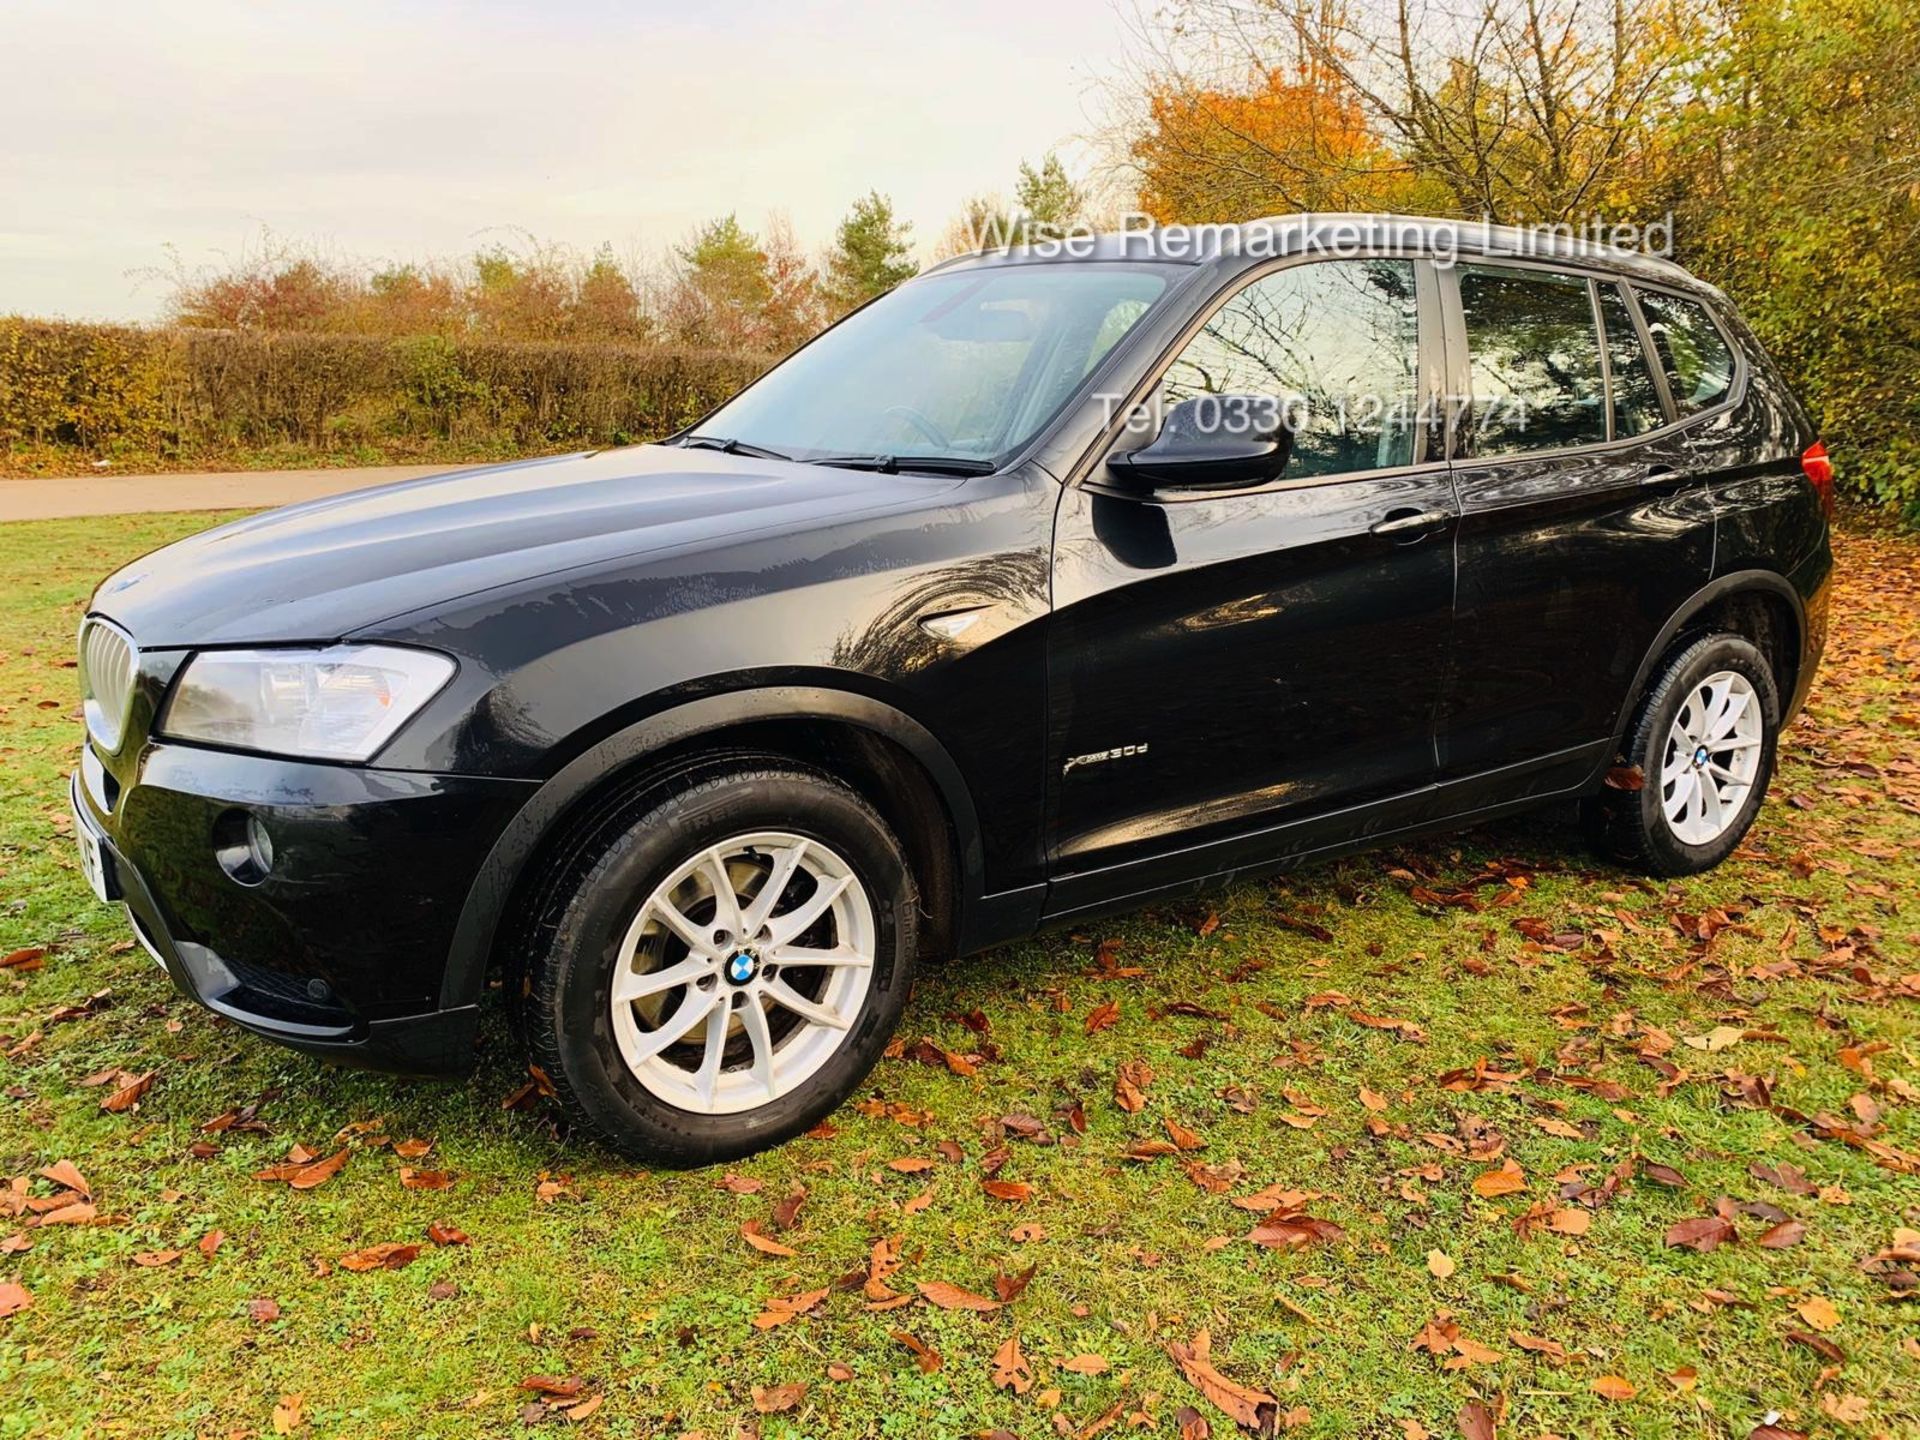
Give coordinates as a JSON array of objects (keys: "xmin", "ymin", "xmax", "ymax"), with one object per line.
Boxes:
[{"xmin": 72, "ymin": 744, "xmax": 534, "ymax": 1076}]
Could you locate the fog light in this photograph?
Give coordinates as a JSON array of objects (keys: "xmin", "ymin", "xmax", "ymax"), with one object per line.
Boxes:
[{"xmin": 213, "ymin": 810, "xmax": 275, "ymax": 885}]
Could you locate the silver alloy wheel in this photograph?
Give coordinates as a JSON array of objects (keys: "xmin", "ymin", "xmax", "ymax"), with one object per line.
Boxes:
[
  {"xmin": 609, "ymin": 831, "xmax": 875, "ymax": 1115},
  {"xmin": 1659, "ymin": 669, "xmax": 1764, "ymax": 846}
]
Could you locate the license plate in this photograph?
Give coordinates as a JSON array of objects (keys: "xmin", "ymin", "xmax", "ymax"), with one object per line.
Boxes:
[{"xmin": 72, "ymin": 799, "xmax": 114, "ymax": 904}]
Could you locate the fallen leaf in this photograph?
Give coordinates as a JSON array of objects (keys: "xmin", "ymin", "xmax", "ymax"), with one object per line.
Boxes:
[
  {"xmin": 1085, "ymin": 999, "xmax": 1121, "ymax": 1034},
  {"xmin": 1471, "ymin": 1160, "xmax": 1526, "ymax": 1198},
  {"xmin": 1757, "ymin": 1220, "xmax": 1807, "ymax": 1248},
  {"xmin": 992, "ymin": 1333, "xmax": 1033, "ymax": 1394},
  {"xmin": 915, "ymin": 1280, "xmax": 1000, "ymax": 1312},
  {"xmin": 1665, "ymin": 1215, "xmax": 1736, "ymax": 1252},
  {"xmin": 752, "ymin": 1383, "xmax": 806, "ymax": 1414},
  {"xmin": 520, "ymin": 1376, "xmax": 584, "ymax": 1399},
  {"xmin": 752, "ymin": 1286, "xmax": 829, "ymax": 1331},
  {"xmin": 742, "ymin": 1221, "xmax": 798, "ymax": 1258},
  {"xmin": 426, "ymin": 1221, "xmax": 469, "ymax": 1247},
  {"xmin": 132, "ymin": 1249, "xmax": 182, "ymax": 1267},
  {"xmin": 248, "ymin": 1297, "xmax": 281, "ymax": 1322},
  {"xmin": 892, "ymin": 1329, "xmax": 942, "ymax": 1373},
  {"xmin": 338, "ymin": 1242, "xmax": 422, "ymax": 1272},
  {"xmin": 1062, "ymin": 1353, "xmax": 1110, "ymax": 1374},
  {"xmin": 1426, "ymin": 1250, "xmax": 1456, "ymax": 1279},
  {"xmin": 399, "ymin": 1168, "xmax": 455, "ymax": 1191},
  {"xmin": 272, "ymin": 1394, "xmax": 303, "ymax": 1435},
  {"xmin": 99, "ymin": 1071, "xmax": 156, "ymax": 1113},
  {"xmin": 982, "ymin": 1180, "xmax": 1033, "ymax": 1203},
  {"xmin": 1591, "ymin": 1375, "xmax": 1636, "ymax": 1401},
  {"xmin": 1167, "ymin": 1331, "xmax": 1278, "ymax": 1433},
  {"xmin": 37, "ymin": 1160, "xmax": 90, "ymax": 1199},
  {"xmin": 0, "ymin": 1282, "xmax": 32, "ymax": 1318},
  {"xmin": 1457, "ymin": 1399, "xmax": 1496, "ymax": 1440},
  {"xmin": 1795, "ymin": 1296, "xmax": 1840, "ymax": 1331}
]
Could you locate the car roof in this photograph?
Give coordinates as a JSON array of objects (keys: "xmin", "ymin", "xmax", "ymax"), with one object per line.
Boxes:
[{"xmin": 926, "ymin": 211, "xmax": 1719, "ymax": 298}]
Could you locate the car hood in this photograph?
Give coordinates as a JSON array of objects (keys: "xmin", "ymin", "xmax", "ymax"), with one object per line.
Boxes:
[{"xmin": 91, "ymin": 446, "xmax": 960, "ymax": 648}]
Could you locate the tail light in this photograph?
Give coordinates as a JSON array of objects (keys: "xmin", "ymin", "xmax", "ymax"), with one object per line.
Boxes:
[{"xmin": 1801, "ymin": 441, "xmax": 1835, "ymax": 520}]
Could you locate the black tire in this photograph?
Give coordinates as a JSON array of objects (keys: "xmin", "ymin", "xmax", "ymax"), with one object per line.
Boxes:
[
  {"xmin": 519, "ymin": 762, "xmax": 918, "ymax": 1165},
  {"xmin": 1585, "ymin": 633, "xmax": 1780, "ymax": 876}
]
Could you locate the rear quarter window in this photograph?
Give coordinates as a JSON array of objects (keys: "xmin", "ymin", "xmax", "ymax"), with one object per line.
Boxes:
[{"xmin": 1635, "ymin": 289, "xmax": 1736, "ymax": 415}]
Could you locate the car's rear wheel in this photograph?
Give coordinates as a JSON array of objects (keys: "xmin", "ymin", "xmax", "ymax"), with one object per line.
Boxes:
[
  {"xmin": 519, "ymin": 763, "xmax": 917, "ymax": 1164},
  {"xmin": 1586, "ymin": 633, "xmax": 1780, "ymax": 876}
]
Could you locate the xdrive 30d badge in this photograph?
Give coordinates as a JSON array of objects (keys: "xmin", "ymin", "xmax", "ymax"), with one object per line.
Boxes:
[{"xmin": 72, "ymin": 215, "xmax": 1833, "ymax": 1163}]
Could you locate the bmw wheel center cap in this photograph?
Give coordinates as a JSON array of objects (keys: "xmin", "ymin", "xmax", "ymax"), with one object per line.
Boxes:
[{"xmin": 726, "ymin": 950, "xmax": 760, "ymax": 984}]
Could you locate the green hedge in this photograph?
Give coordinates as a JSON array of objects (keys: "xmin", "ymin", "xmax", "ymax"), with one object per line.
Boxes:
[{"xmin": 0, "ymin": 319, "xmax": 771, "ymax": 471}]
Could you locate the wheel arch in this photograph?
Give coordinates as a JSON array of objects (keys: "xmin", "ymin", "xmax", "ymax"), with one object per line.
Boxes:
[
  {"xmin": 439, "ymin": 687, "xmax": 989, "ymax": 1014},
  {"xmin": 1607, "ymin": 569, "xmax": 1806, "ymax": 765}
]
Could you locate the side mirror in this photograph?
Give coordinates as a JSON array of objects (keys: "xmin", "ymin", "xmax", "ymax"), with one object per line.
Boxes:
[{"xmin": 1106, "ymin": 394, "xmax": 1292, "ymax": 492}]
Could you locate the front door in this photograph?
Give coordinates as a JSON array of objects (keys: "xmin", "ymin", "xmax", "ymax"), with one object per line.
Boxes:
[{"xmin": 1045, "ymin": 255, "xmax": 1458, "ymax": 910}]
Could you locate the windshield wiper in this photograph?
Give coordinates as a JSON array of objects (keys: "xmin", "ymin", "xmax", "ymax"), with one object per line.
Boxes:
[
  {"xmin": 804, "ymin": 453, "xmax": 997, "ymax": 476},
  {"xmin": 674, "ymin": 434, "xmax": 796, "ymax": 462}
]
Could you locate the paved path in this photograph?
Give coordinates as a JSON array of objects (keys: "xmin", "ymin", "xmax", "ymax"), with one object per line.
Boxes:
[{"xmin": 0, "ymin": 464, "xmax": 466, "ymax": 521}]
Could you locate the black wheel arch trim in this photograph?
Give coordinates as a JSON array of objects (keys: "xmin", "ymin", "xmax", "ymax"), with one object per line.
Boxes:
[
  {"xmin": 1599, "ymin": 568, "xmax": 1808, "ymax": 774},
  {"xmin": 437, "ymin": 685, "xmax": 1005, "ymax": 1012}
]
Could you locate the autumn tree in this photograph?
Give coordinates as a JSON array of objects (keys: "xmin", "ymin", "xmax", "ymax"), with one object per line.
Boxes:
[{"xmin": 823, "ymin": 191, "xmax": 917, "ymax": 315}]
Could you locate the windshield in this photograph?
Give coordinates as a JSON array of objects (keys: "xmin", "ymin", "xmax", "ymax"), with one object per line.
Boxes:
[{"xmin": 687, "ymin": 263, "xmax": 1178, "ymax": 467}]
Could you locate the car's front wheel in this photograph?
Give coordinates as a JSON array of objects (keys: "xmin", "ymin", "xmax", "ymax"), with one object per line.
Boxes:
[
  {"xmin": 520, "ymin": 763, "xmax": 918, "ymax": 1164},
  {"xmin": 1587, "ymin": 632, "xmax": 1780, "ymax": 876}
]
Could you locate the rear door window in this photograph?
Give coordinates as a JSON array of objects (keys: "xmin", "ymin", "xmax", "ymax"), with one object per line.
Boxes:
[
  {"xmin": 1634, "ymin": 289, "xmax": 1735, "ymax": 414},
  {"xmin": 1597, "ymin": 284, "xmax": 1667, "ymax": 438},
  {"xmin": 1457, "ymin": 265, "xmax": 1606, "ymax": 456}
]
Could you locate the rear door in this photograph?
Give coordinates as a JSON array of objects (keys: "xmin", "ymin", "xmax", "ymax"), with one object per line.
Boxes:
[
  {"xmin": 1046, "ymin": 254, "xmax": 1458, "ymax": 904},
  {"xmin": 1438, "ymin": 262, "xmax": 1715, "ymax": 787}
]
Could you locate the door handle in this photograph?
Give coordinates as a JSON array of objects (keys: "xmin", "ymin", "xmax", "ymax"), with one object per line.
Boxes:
[{"xmin": 1371, "ymin": 508, "xmax": 1452, "ymax": 538}]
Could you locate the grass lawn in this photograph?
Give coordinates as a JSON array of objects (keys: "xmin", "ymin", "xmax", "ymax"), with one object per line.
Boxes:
[{"xmin": 0, "ymin": 511, "xmax": 1916, "ymax": 1440}]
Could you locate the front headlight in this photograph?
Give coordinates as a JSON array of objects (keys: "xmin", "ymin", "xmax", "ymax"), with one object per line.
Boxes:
[{"xmin": 158, "ymin": 645, "xmax": 456, "ymax": 761}]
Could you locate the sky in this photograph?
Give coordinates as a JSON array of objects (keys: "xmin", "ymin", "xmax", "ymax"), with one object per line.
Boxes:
[{"xmin": 0, "ymin": 0, "xmax": 1132, "ymax": 321}]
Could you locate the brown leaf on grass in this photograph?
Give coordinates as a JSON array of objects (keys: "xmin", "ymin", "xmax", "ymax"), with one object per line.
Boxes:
[
  {"xmin": 1547, "ymin": 1208, "xmax": 1591, "ymax": 1236},
  {"xmin": 753, "ymin": 1286, "xmax": 829, "ymax": 1331},
  {"xmin": 742, "ymin": 1221, "xmax": 798, "ymax": 1257},
  {"xmin": 885, "ymin": 1156, "xmax": 935, "ymax": 1174},
  {"xmin": 35, "ymin": 1201, "xmax": 96, "ymax": 1226},
  {"xmin": 199, "ymin": 1229, "xmax": 224, "ymax": 1257},
  {"xmin": 1591, "ymin": 1376, "xmax": 1636, "ymax": 1401},
  {"xmin": 982, "ymin": 1180, "xmax": 1033, "ymax": 1203},
  {"xmin": 1784, "ymin": 1328, "xmax": 1844, "ymax": 1362},
  {"xmin": 891, "ymin": 1328, "xmax": 942, "ymax": 1373},
  {"xmin": 248, "ymin": 1297, "xmax": 281, "ymax": 1323},
  {"xmin": 37, "ymin": 1160, "xmax": 90, "ymax": 1199},
  {"xmin": 272, "ymin": 1394, "xmax": 303, "ymax": 1435},
  {"xmin": 1085, "ymin": 999, "xmax": 1121, "ymax": 1035},
  {"xmin": 255, "ymin": 1148, "xmax": 349, "ymax": 1190},
  {"xmin": 991, "ymin": 1262, "xmax": 1037, "ymax": 1304},
  {"xmin": 718, "ymin": 1171, "xmax": 764, "ymax": 1194},
  {"xmin": 1166, "ymin": 1330, "xmax": 1278, "ymax": 1433},
  {"xmin": 99, "ymin": 1071, "xmax": 156, "ymax": 1113},
  {"xmin": 825, "ymin": 1362, "xmax": 854, "ymax": 1381},
  {"xmin": 560, "ymin": 1393, "xmax": 603, "ymax": 1424},
  {"xmin": 1471, "ymin": 1160, "xmax": 1527, "ymax": 1198},
  {"xmin": 1795, "ymin": 1296, "xmax": 1840, "ymax": 1331},
  {"xmin": 1426, "ymin": 1250, "xmax": 1456, "ymax": 1279},
  {"xmin": 1640, "ymin": 1162, "xmax": 1688, "ymax": 1187},
  {"xmin": 338, "ymin": 1242, "xmax": 422, "ymax": 1272},
  {"xmin": 1456, "ymin": 1399, "xmax": 1496, "ymax": 1440},
  {"xmin": 392, "ymin": 1138, "xmax": 433, "ymax": 1159},
  {"xmin": 1248, "ymin": 1211, "xmax": 1345, "ymax": 1250},
  {"xmin": 1115, "ymin": 1059, "xmax": 1153, "ymax": 1113},
  {"xmin": 399, "ymin": 1168, "xmax": 455, "ymax": 1191},
  {"xmin": 1165, "ymin": 1117, "xmax": 1206, "ymax": 1151},
  {"xmin": 1, "ymin": 947, "xmax": 47, "ymax": 970},
  {"xmin": 520, "ymin": 1375, "xmax": 585, "ymax": 1399},
  {"xmin": 752, "ymin": 1383, "xmax": 807, "ymax": 1414},
  {"xmin": 1757, "ymin": 1220, "xmax": 1807, "ymax": 1248},
  {"xmin": 132, "ymin": 1249, "xmax": 182, "ymax": 1267},
  {"xmin": 1062, "ymin": 1353, "xmax": 1111, "ymax": 1374},
  {"xmin": 0, "ymin": 1282, "xmax": 29, "ymax": 1318},
  {"xmin": 426, "ymin": 1221, "xmax": 469, "ymax": 1247},
  {"xmin": 1509, "ymin": 1332, "xmax": 1569, "ymax": 1363},
  {"xmin": 915, "ymin": 1280, "xmax": 1001, "ymax": 1312},
  {"xmin": 1664, "ymin": 1215, "xmax": 1737, "ymax": 1252},
  {"xmin": 991, "ymin": 1333, "xmax": 1033, "ymax": 1394}
]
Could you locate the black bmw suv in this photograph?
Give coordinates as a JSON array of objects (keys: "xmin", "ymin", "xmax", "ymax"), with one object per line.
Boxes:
[{"xmin": 72, "ymin": 215, "xmax": 1832, "ymax": 1162}]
